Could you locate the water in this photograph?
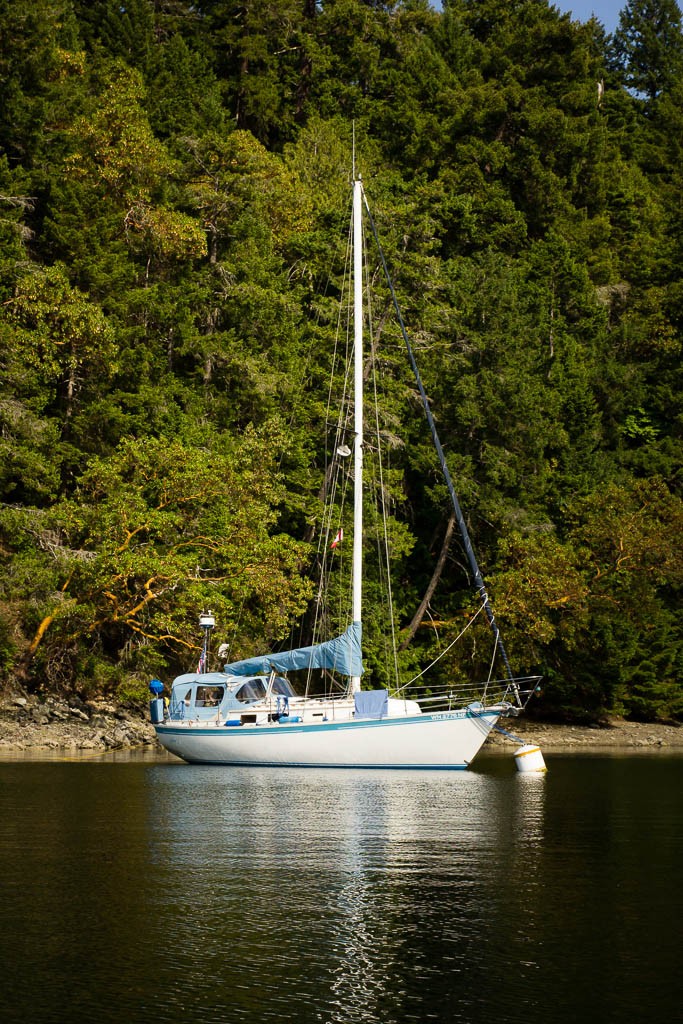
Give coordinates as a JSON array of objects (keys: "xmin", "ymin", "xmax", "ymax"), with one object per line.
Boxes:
[{"xmin": 1, "ymin": 752, "xmax": 681, "ymax": 1024}]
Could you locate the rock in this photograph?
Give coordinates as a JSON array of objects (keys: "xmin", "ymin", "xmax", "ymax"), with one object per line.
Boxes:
[
  {"xmin": 69, "ymin": 707, "xmax": 89, "ymax": 722},
  {"xmin": 102, "ymin": 728, "xmax": 131, "ymax": 748},
  {"xmin": 12, "ymin": 697, "xmax": 28, "ymax": 708}
]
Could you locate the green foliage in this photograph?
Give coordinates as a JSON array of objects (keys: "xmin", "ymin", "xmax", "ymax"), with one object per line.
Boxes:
[
  {"xmin": 30, "ymin": 430, "xmax": 313, "ymax": 678},
  {"xmin": 611, "ymin": 0, "xmax": 683, "ymax": 101},
  {"xmin": 0, "ymin": 0, "xmax": 680, "ymax": 720},
  {"xmin": 0, "ymin": 607, "xmax": 18, "ymax": 682}
]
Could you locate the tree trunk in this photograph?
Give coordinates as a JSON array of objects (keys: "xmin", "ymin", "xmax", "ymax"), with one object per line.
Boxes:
[{"xmin": 399, "ymin": 513, "xmax": 455, "ymax": 650}]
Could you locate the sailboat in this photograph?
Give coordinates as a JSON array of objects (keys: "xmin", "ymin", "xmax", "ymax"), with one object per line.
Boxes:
[{"xmin": 149, "ymin": 177, "xmax": 540, "ymax": 768}]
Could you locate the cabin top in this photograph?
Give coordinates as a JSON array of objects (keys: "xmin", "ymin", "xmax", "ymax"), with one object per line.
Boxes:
[{"xmin": 168, "ymin": 672, "xmax": 296, "ymax": 721}]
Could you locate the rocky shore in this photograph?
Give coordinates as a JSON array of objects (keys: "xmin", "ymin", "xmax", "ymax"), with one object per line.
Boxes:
[
  {"xmin": 1, "ymin": 690, "xmax": 682, "ymax": 756},
  {"xmin": 0, "ymin": 692, "xmax": 157, "ymax": 755},
  {"xmin": 485, "ymin": 716, "xmax": 683, "ymax": 752}
]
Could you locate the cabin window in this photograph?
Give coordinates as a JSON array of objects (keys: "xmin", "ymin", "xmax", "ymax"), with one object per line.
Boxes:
[
  {"xmin": 235, "ymin": 680, "xmax": 267, "ymax": 703},
  {"xmin": 195, "ymin": 686, "xmax": 224, "ymax": 707},
  {"xmin": 271, "ymin": 677, "xmax": 295, "ymax": 698}
]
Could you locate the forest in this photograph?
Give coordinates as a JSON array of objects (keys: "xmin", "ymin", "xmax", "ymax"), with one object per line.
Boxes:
[{"xmin": 0, "ymin": 0, "xmax": 681, "ymax": 722}]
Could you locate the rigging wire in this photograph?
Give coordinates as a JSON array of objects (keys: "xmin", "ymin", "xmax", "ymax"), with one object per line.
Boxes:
[
  {"xmin": 304, "ymin": 199, "xmax": 357, "ymax": 696},
  {"xmin": 313, "ymin": 190, "xmax": 401, "ymax": 695},
  {"xmin": 394, "ymin": 602, "xmax": 487, "ymax": 693},
  {"xmin": 365, "ymin": 251, "xmax": 401, "ymax": 692},
  {"xmin": 299, "ymin": 185, "xmax": 508, "ymax": 704},
  {"xmin": 361, "ymin": 187, "xmax": 516, "ymax": 689}
]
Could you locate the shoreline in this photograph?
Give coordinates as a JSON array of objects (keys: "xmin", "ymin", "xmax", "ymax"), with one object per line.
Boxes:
[
  {"xmin": 0, "ymin": 693, "xmax": 158, "ymax": 756},
  {"xmin": 485, "ymin": 717, "xmax": 683, "ymax": 752},
  {"xmin": 1, "ymin": 692, "xmax": 682, "ymax": 756}
]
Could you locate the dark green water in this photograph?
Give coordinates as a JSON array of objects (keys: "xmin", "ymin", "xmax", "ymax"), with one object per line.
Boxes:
[{"xmin": 1, "ymin": 752, "xmax": 681, "ymax": 1024}]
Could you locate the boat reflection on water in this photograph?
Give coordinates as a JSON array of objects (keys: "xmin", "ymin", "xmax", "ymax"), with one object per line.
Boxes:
[
  {"xmin": 145, "ymin": 761, "xmax": 547, "ymax": 1023},
  {"xmin": 4, "ymin": 757, "xmax": 681, "ymax": 1024}
]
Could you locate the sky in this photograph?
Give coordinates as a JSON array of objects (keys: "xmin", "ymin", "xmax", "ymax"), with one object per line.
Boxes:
[
  {"xmin": 552, "ymin": 1, "xmax": 623, "ymax": 32},
  {"xmin": 431, "ymin": 2, "xmax": 625, "ymax": 34}
]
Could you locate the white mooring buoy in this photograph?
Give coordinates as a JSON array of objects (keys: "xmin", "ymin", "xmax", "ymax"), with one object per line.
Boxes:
[{"xmin": 514, "ymin": 743, "xmax": 547, "ymax": 773}]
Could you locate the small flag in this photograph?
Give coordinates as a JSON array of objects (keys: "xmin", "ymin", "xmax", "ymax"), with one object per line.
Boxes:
[
  {"xmin": 331, "ymin": 528, "xmax": 344, "ymax": 550},
  {"xmin": 197, "ymin": 650, "xmax": 207, "ymax": 674}
]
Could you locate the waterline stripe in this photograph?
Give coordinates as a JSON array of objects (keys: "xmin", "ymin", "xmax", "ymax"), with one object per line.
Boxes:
[
  {"xmin": 177, "ymin": 760, "xmax": 469, "ymax": 770},
  {"xmin": 156, "ymin": 711, "xmax": 499, "ymax": 739}
]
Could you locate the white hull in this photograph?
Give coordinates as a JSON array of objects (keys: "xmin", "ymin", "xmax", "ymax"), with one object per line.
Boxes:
[{"xmin": 154, "ymin": 708, "xmax": 501, "ymax": 769}]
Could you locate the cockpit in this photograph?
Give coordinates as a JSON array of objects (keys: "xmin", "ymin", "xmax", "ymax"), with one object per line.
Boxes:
[{"xmin": 168, "ymin": 673, "xmax": 296, "ymax": 722}]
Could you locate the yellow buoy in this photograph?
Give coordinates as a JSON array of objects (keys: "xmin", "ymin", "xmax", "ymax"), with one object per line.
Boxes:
[{"xmin": 514, "ymin": 743, "xmax": 547, "ymax": 773}]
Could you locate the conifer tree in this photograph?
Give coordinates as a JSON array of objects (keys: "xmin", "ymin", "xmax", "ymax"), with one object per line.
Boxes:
[{"xmin": 611, "ymin": 0, "xmax": 683, "ymax": 101}]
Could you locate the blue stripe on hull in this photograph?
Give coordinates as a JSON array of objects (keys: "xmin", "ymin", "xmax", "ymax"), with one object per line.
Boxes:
[
  {"xmin": 172, "ymin": 759, "xmax": 469, "ymax": 769},
  {"xmin": 155, "ymin": 710, "xmax": 497, "ymax": 741}
]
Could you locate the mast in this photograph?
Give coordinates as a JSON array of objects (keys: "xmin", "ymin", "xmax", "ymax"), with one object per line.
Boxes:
[{"xmin": 350, "ymin": 176, "xmax": 363, "ymax": 693}]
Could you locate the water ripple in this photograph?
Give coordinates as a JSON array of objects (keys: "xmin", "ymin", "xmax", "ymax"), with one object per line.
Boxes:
[{"xmin": 2, "ymin": 757, "xmax": 681, "ymax": 1024}]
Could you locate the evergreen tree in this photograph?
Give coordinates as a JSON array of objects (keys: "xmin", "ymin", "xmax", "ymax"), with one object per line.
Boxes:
[
  {"xmin": 611, "ymin": 0, "xmax": 683, "ymax": 101},
  {"xmin": 0, "ymin": 0, "xmax": 680, "ymax": 719}
]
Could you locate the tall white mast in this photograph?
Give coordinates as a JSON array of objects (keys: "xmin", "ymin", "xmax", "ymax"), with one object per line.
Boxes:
[{"xmin": 351, "ymin": 176, "xmax": 363, "ymax": 693}]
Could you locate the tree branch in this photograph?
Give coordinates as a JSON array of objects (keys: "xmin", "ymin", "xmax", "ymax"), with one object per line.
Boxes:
[{"xmin": 399, "ymin": 513, "xmax": 455, "ymax": 650}]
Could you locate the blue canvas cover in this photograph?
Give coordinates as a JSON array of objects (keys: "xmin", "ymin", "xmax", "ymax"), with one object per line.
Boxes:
[
  {"xmin": 223, "ymin": 622, "xmax": 363, "ymax": 679},
  {"xmin": 353, "ymin": 689, "xmax": 388, "ymax": 719}
]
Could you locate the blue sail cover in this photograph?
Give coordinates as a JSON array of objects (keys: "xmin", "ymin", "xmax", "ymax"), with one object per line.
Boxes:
[{"xmin": 223, "ymin": 621, "xmax": 363, "ymax": 678}]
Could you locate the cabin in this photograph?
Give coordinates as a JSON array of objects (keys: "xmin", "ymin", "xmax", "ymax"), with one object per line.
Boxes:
[{"xmin": 167, "ymin": 672, "xmax": 297, "ymax": 724}]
